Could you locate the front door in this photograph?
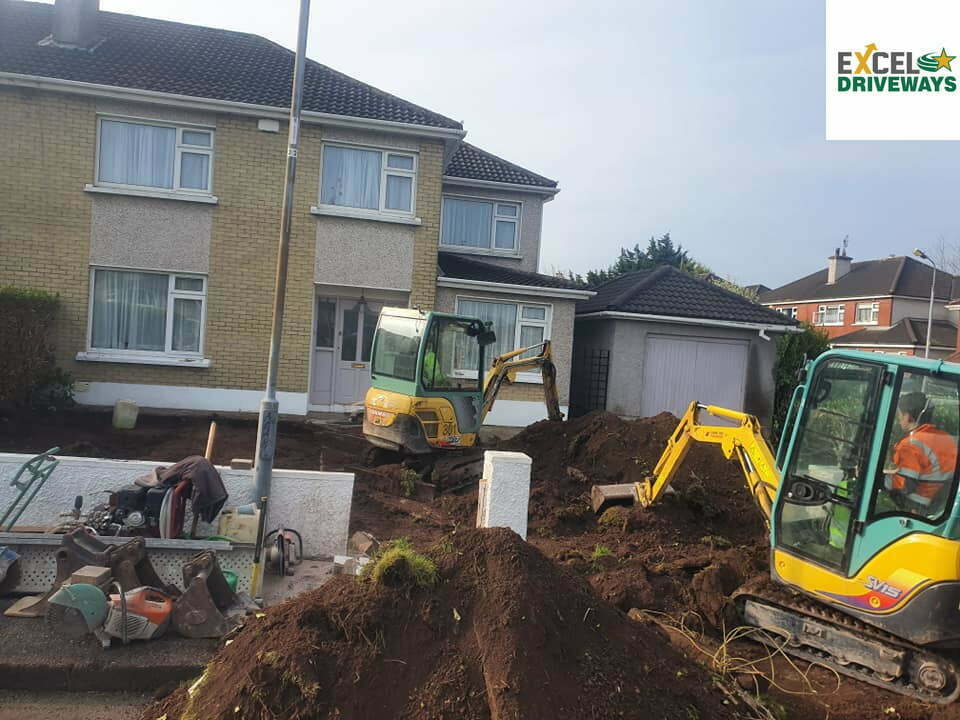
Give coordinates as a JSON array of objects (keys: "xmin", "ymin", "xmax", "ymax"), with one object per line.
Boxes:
[{"xmin": 334, "ymin": 299, "xmax": 381, "ymax": 406}]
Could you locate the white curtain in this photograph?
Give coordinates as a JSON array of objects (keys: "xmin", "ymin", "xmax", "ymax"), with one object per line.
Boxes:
[
  {"xmin": 321, "ymin": 146, "xmax": 381, "ymax": 209},
  {"xmin": 494, "ymin": 219, "xmax": 516, "ymax": 249},
  {"xmin": 457, "ymin": 299, "xmax": 517, "ymax": 371},
  {"xmin": 443, "ymin": 198, "xmax": 492, "ymax": 248},
  {"xmin": 180, "ymin": 152, "xmax": 209, "ymax": 190},
  {"xmin": 92, "ymin": 270, "xmax": 168, "ymax": 352},
  {"xmin": 385, "ymin": 174, "xmax": 412, "ymax": 211},
  {"xmin": 99, "ymin": 120, "xmax": 175, "ymax": 188},
  {"xmin": 172, "ymin": 298, "xmax": 202, "ymax": 352}
]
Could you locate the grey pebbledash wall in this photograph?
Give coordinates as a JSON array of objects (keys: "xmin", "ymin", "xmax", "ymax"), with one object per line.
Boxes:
[{"xmin": 573, "ymin": 318, "xmax": 779, "ymax": 427}]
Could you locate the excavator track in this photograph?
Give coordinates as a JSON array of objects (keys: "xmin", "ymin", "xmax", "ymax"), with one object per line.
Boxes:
[{"xmin": 733, "ymin": 576, "xmax": 960, "ymax": 704}]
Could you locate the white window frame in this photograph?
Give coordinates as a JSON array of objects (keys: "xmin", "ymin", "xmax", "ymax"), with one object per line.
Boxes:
[
  {"xmin": 453, "ymin": 296, "xmax": 552, "ymax": 383},
  {"xmin": 777, "ymin": 306, "xmax": 797, "ymax": 320},
  {"xmin": 316, "ymin": 141, "xmax": 418, "ymax": 217},
  {"xmin": 854, "ymin": 301, "xmax": 880, "ymax": 325},
  {"xmin": 440, "ymin": 193, "xmax": 523, "ymax": 256},
  {"xmin": 814, "ymin": 303, "xmax": 845, "ymax": 326},
  {"xmin": 94, "ymin": 115, "xmax": 215, "ymax": 197},
  {"xmin": 83, "ymin": 267, "xmax": 208, "ymax": 362}
]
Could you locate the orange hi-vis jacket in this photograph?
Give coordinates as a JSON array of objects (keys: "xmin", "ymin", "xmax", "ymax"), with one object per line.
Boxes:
[{"xmin": 888, "ymin": 424, "xmax": 958, "ymax": 508}]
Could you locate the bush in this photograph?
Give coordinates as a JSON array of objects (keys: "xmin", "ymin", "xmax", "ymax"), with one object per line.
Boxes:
[
  {"xmin": 365, "ymin": 538, "xmax": 438, "ymax": 590},
  {"xmin": 0, "ymin": 286, "xmax": 73, "ymax": 411},
  {"xmin": 772, "ymin": 323, "xmax": 830, "ymax": 441}
]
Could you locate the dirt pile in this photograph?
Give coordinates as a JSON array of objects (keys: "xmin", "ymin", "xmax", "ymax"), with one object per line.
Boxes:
[{"xmin": 147, "ymin": 528, "xmax": 736, "ymax": 720}]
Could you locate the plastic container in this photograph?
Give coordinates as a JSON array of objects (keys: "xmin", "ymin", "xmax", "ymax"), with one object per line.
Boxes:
[
  {"xmin": 112, "ymin": 400, "xmax": 139, "ymax": 430},
  {"xmin": 222, "ymin": 570, "xmax": 238, "ymax": 592},
  {"xmin": 218, "ymin": 507, "xmax": 261, "ymax": 543}
]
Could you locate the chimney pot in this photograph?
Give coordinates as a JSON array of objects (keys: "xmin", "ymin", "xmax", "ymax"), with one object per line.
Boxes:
[{"xmin": 50, "ymin": 0, "xmax": 100, "ymax": 50}]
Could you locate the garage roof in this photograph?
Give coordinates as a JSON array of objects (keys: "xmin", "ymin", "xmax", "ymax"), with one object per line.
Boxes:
[
  {"xmin": 831, "ymin": 318, "xmax": 957, "ymax": 349},
  {"xmin": 438, "ymin": 251, "xmax": 584, "ymax": 290},
  {"xmin": 577, "ymin": 266, "xmax": 796, "ymax": 326}
]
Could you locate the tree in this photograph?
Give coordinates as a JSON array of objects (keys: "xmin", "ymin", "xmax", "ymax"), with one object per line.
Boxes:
[{"xmin": 771, "ymin": 323, "xmax": 831, "ymax": 442}]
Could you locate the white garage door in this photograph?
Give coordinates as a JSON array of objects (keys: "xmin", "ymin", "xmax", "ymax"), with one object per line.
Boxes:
[{"xmin": 640, "ymin": 334, "xmax": 749, "ymax": 418}]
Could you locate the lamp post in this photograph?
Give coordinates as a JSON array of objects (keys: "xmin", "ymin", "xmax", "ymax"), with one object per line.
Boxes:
[{"xmin": 913, "ymin": 248, "xmax": 937, "ymax": 359}]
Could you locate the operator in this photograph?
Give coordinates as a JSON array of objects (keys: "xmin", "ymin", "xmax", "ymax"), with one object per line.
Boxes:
[
  {"xmin": 423, "ymin": 347, "xmax": 446, "ymax": 387},
  {"xmin": 885, "ymin": 392, "xmax": 958, "ymax": 516}
]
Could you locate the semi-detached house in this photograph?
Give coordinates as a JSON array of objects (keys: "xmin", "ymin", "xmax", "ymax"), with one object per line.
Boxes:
[{"xmin": 0, "ymin": 0, "xmax": 591, "ymax": 426}]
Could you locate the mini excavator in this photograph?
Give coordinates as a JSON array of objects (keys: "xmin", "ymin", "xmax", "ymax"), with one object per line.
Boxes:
[
  {"xmin": 363, "ymin": 307, "xmax": 561, "ymax": 463},
  {"xmin": 592, "ymin": 349, "xmax": 960, "ymax": 703}
]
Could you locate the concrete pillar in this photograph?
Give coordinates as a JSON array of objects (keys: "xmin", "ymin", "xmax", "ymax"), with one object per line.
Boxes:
[{"xmin": 477, "ymin": 451, "xmax": 532, "ymax": 539}]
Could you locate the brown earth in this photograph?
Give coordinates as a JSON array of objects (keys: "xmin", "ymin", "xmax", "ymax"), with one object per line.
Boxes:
[{"xmin": 143, "ymin": 527, "xmax": 737, "ymax": 720}]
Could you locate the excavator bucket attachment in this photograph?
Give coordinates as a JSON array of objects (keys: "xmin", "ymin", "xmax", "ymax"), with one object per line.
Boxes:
[
  {"xmin": 173, "ymin": 551, "xmax": 252, "ymax": 638},
  {"xmin": 590, "ymin": 483, "xmax": 640, "ymax": 515},
  {"xmin": 0, "ymin": 547, "xmax": 21, "ymax": 595}
]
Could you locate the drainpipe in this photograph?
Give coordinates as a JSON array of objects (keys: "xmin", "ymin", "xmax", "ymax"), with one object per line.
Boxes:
[{"xmin": 254, "ymin": 0, "xmax": 311, "ymax": 508}]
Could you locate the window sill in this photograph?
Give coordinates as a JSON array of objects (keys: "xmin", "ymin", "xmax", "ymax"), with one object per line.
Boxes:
[
  {"xmin": 852, "ymin": 322, "xmax": 880, "ymax": 326},
  {"xmin": 310, "ymin": 205, "xmax": 422, "ymax": 226},
  {"xmin": 76, "ymin": 351, "xmax": 211, "ymax": 368},
  {"xmin": 84, "ymin": 185, "xmax": 219, "ymax": 205},
  {"xmin": 439, "ymin": 245, "xmax": 521, "ymax": 260}
]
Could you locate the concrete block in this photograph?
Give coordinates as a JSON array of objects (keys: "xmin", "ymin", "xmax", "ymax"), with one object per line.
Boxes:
[
  {"xmin": 348, "ymin": 531, "xmax": 379, "ymax": 556},
  {"xmin": 477, "ymin": 451, "xmax": 532, "ymax": 540},
  {"xmin": 70, "ymin": 565, "xmax": 110, "ymax": 586}
]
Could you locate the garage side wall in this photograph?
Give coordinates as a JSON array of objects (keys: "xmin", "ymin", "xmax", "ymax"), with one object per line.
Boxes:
[{"xmin": 588, "ymin": 319, "xmax": 777, "ymax": 426}]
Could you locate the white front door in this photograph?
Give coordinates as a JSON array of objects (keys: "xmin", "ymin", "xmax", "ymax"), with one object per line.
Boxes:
[
  {"xmin": 334, "ymin": 299, "xmax": 381, "ymax": 406},
  {"xmin": 309, "ymin": 297, "xmax": 337, "ymax": 406}
]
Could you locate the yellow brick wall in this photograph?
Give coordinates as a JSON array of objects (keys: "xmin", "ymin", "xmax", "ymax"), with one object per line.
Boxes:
[{"xmin": 408, "ymin": 140, "xmax": 444, "ymax": 310}]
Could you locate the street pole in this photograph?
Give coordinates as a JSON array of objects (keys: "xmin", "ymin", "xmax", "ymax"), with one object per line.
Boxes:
[
  {"xmin": 925, "ymin": 262, "xmax": 936, "ymax": 359},
  {"xmin": 254, "ymin": 0, "xmax": 311, "ymax": 508}
]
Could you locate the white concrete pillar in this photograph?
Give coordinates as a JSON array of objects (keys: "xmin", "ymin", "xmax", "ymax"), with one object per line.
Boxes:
[{"xmin": 477, "ymin": 451, "xmax": 532, "ymax": 539}]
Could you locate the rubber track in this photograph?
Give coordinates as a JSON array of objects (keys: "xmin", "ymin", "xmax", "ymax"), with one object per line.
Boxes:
[{"xmin": 733, "ymin": 576, "xmax": 960, "ymax": 704}]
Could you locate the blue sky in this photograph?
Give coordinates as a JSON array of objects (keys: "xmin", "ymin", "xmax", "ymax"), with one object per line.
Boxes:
[{"xmin": 69, "ymin": 0, "xmax": 960, "ymax": 287}]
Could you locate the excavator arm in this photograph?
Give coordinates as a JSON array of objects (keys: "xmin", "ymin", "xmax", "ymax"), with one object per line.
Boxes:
[
  {"xmin": 480, "ymin": 341, "xmax": 563, "ymax": 425},
  {"xmin": 590, "ymin": 401, "xmax": 780, "ymax": 523}
]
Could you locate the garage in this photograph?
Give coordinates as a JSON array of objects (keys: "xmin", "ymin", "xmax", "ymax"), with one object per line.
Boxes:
[
  {"xmin": 639, "ymin": 334, "xmax": 748, "ymax": 417},
  {"xmin": 571, "ymin": 266, "xmax": 799, "ymax": 425}
]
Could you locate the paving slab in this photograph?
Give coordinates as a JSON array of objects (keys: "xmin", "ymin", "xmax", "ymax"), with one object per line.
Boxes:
[{"xmin": 0, "ymin": 690, "xmax": 150, "ymax": 720}]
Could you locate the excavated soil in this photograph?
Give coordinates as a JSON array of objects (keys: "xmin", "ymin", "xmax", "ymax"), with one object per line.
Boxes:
[{"xmin": 144, "ymin": 528, "xmax": 736, "ymax": 720}]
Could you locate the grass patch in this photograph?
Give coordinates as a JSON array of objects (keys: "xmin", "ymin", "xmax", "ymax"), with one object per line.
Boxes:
[
  {"xmin": 399, "ymin": 468, "xmax": 418, "ymax": 497},
  {"xmin": 365, "ymin": 538, "xmax": 438, "ymax": 590}
]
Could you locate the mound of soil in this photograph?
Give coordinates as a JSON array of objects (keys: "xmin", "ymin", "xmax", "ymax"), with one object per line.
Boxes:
[{"xmin": 147, "ymin": 528, "xmax": 736, "ymax": 720}]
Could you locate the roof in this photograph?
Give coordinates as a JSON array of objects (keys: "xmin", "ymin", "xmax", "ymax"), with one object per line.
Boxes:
[
  {"xmin": 444, "ymin": 142, "xmax": 558, "ymax": 189},
  {"xmin": 762, "ymin": 255, "xmax": 955, "ymax": 304},
  {"xmin": 577, "ymin": 266, "xmax": 797, "ymax": 326},
  {"xmin": 0, "ymin": 1, "xmax": 461, "ymax": 129},
  {"xmin": 744, "ymin": 283, "xmax": 771, "ymax": 297},
  {"xmin": 831, "ymin": 318, "xmax": 957, "ymax": 349},
  {"xmin": 437, "ymin": 252, "xmax": 583, "ymax": 290}
]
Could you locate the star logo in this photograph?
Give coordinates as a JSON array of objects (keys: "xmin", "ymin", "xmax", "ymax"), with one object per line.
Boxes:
[{"xmin": 934, "ymin": 47, "xmax": 955, "ymax": 71}]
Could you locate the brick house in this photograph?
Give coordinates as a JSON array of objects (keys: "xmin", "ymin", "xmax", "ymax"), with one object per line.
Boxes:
[
  {"xmin": 760, "ymin": 248, "xmax": 958, "ymax": 358},
  {"xmin": 0, "ymin": 0, "xmax": 590, "ymax": 426}
]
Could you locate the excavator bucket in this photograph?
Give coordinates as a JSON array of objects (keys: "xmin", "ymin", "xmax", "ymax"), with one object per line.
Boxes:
[
  {"xmin": 590, "ymin": 483, "xmax": 641, "ymax": 515},
  {"xmin": 0, "ymin": 547, "xmax": 21, "ymax": 595},
  {"xmin": 173, "ymin": 551, "xmax": 252, "ymax": 638}
]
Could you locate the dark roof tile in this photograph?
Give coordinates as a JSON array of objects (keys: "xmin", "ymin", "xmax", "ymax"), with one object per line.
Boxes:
[
  {"xmin": 832, "ymin": 318, "xmax": 957, "ymax": 349},
  {"xmin": 444, "ymin": 142, "xmax": 557, "ymax": 189},
  {"xmin": 577, "ymin": 266, "xmax": 794, "ymax": 325},
  {"xmin": 437, "ymin": 252, "xmax": 582, "ymax": 290},
  {"xmin": 0, "ymin": 1, "xmax": 461, "ymax": 129}
]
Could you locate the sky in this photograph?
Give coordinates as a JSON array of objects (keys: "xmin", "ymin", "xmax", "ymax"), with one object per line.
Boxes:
[{"xmin": 54, "ymin": 0, "xmax": 960, "ymax": 288}]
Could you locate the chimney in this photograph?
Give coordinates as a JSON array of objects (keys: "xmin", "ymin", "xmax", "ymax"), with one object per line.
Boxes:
[
  {"xmin": 49, "ymin": 0, "xmax": 101, "ymax": 50},
  {"xmin": 827, "ymin": 247, "xmax": 852, "ymax": 284}
]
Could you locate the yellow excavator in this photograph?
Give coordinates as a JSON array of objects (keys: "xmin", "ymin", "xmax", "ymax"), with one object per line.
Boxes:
[
  {"xmin": 592, "ymin": 350, "xmax": 960, "ymax": 703},
  {"xmin": 362, "ymin": 307, "xmax": 561, "ymax": 474}
]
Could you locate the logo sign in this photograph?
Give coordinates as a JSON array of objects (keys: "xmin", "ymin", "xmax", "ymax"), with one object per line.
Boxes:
[{"xmin": 827, "ymin": 0, "xmax": 960, "ymax": 139}]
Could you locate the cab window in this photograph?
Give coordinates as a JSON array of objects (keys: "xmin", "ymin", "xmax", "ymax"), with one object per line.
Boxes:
[
  {"xmin": 778, "ymin": 359, "xmax": 884, "ymax": 569},
  {"xmin": 421, "ymin": 317, "xmax": 481, "ymax": 392},
  {"xmin": 871, "ymin": 371, "xmax": 960, "ymax": 524}
]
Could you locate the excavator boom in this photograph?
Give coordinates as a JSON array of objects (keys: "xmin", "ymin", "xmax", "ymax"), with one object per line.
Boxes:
[
  {"xmin": 590, "ymin": 401, "xmax": 779, "ymax": 520},
  {"xmin": 480, "ymin": 341, "xmax": 563, "ymax": 426}
]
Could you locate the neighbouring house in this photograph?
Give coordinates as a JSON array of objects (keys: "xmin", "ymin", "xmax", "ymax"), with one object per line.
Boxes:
[
  {"xmin": 571, "ymin": 266, "xmax": 798, "ymax": 425},
  {"xmin": 743, "ymin": 283, "xmax": 771, "ymax": 297},
  {"xmin": 761, "ymin": 248, "xmax": 959, "ymax": 358},
  {"xmin": 0, "ymin": 0, "xmax": 589, "ymax": 426}
]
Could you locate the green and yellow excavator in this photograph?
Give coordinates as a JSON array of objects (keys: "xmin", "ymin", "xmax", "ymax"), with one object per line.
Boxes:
[{"xmin": 593, "ymin": 350, "xmax": 960, "ymax": 703}]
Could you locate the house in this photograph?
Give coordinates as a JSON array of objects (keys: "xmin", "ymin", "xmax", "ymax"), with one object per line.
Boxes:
[
  {"xmin": 761, "ymin": 248, "xmax": 959, "ymax": 357},
  {"xmin": 0, "ymin": 0, "xmax": 589, "ymax": 426},
  {"xmin": 571, "ymin": 266, "xmax": 798, "ymax": 425}
]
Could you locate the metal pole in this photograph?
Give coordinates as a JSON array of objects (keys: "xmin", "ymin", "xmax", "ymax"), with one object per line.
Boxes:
[
  {"xmin": 925, "ymin": 262, "xmax": 936, "ymax": 359},
  {"xmin": 254, "ymin": 0, "xmax": 311, "ymax": 507}
]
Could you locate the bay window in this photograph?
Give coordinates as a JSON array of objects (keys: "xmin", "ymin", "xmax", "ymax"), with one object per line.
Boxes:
[
  {"xmin": 454, "ymin": 298, "xmax": 551, "ymax": 378},
  {"xmin": 319, "ymin": 144, "xmax": 416, "ymax": 214},
  {"xmin": 88, "ymin": 269, "xmax": 206, "ymax": 358},
  {"xmin": 814, "ymin": 304, "xmax": 845, "ymax": 326},
  {"xmin": 855, "ymin": 302, "xmax": 880, "ymax": 324},
  {"xmin": 441, "ymin": 196, "xmax": 520, "ymax": 252},
  {"xmin": 97, "ymin": 118, "xmax": 214, "ymax": 193}
]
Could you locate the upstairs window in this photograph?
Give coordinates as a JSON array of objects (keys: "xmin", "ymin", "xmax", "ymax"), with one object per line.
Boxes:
[
  {"xmin": 855, "ymin": 302, "xmax": 880, "ymax": 325},
  {"xmin": 441, "ymin": 196, "xmax": 520, "ymax": 252},
  {"xmin": 778, "ymin": 307, "xmax": 798, "ymax": 320},
  {"xmin": 319, "ymin": 144, "xmax": 416, "ymax": 214},
  {"xmin": 97, "ymin": 118, "xmax": 214, "ymax": 193},
  {"xmin": 814, "ymin": 304, "xmax": 845, "ymax": 326}
]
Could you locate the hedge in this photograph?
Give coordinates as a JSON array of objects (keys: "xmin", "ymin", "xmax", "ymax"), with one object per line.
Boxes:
[{"xmin": 0, "ymin": 286, "xmax": 63, "ymax": 407}]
